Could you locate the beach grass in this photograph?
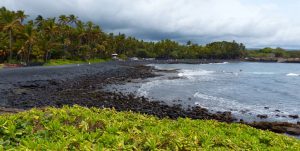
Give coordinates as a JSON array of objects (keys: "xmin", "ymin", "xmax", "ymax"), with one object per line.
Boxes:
[
  {"xmin": 0, "ymin": 64, "xmax": 3, "ymax": 69},
  {"xmin": 0, "ymin": 105, "xmax": 299, "ymax": 150},
  {"xmin": 44, "ymin": 58, "xmax": 108, "ymax": 66}
]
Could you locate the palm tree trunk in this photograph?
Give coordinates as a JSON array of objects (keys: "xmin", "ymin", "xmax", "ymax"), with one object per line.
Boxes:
[
  {"xmin": 45, "ymin": 36, "xmax": 52, "ymax": 62},
  {"xmin": 45, "ymin": 50, "xmax": 49, "ymax": 62},
  {"xmin": 27, "ymin": 44, "xmax": 32, "ymax": 65},
  {"xmin": 44, "ymin": 51, "xmax": 47, "ymax": 62},
  {"xmin": 9, "ymin": 30, "xmax": 12, "ymax": 63}
]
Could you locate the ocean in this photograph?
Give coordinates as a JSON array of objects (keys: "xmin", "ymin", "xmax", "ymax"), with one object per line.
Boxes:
[{"xmin": 110, "ymin": 62, "xmax": 300, "ymax": 123}]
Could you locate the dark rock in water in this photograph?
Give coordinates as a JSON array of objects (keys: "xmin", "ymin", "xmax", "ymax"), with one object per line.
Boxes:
[
  {"xmin": 257, "ymin": 114, "xmax": 268, "ymax": 119},
  {"xmin": 155, "ymin": 69, "xmax": 178, "ymax": 73},
  {"xmin": 240, "ymin": 109, "xmax": 250, "ymax": 114},
  {"xmin": 289, "ymin": 115, "xmax": 299, "ymax": 119},
  {"xmin": 167, "ymin": 76, "xmax": 181, "ymax": 80},
  {"xmin": 275, "ymin": 109, "xmax": 280, "ymax": 112},
  {"xmin": 264, "ymin": 107, "xmax": 269, "ymax": 109},
  {"xmin": 172, "ymin": 100, "xmax": 179, "ymax": 102},
  {"xmin": 249, "ymin": 122, "xmax": 300, "ymax": 135}
]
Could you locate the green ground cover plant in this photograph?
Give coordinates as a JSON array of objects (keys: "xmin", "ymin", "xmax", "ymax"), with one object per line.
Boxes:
[{"xmin": 0, "ymin": 105, "xmax": 299, "ymax": 150}]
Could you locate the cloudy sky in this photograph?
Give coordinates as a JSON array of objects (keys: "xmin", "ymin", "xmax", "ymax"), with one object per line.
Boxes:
[{"xmin": 1, "ymin": 0, "xmax": 300, "ymax": 48}]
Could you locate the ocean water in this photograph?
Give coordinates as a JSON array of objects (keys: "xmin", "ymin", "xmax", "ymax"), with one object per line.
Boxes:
[{"xmin": 111, "ymin": 62, "xmax": 300, "ymax": 123}]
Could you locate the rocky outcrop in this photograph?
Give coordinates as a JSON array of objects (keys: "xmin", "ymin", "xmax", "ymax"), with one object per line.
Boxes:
[
  {"xmin": 249, "ymin": 122, "xmax": 300, "ymax": 135},
  {"xmin": 257, "ymin": 114, "xmax": 268, "ymax": 119},
  {"xmin": 289, "ymin": 115, "xmax": 299, "ymax": 119}
]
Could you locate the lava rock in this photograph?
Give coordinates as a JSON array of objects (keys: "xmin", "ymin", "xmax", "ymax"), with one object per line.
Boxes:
[
  {"xmin": 289, "ymin": 115, "xmax": 299, "ymax": 119},
  {"xmin": 257, "ymin": 114, "xmax": 268, "ymax": 119}
]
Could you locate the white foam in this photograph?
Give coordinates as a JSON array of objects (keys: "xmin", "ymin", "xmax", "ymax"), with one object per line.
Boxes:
[
  {"xmin": 194, "ymin": 102, "xmax": 202, "ymax": 106},
  {"xmin": 178, "ymin": 70, "xmax": 214, "ymax": 77},
  {"xmin": 286, "ymin": 73, "xmax": 300, "ymax": 77},
  {"xmin": 251, "ymin": 72, "xmax": 275, "ymax": 75},
  {"xmin": 209, "ymin": 62, "xmax": 229, "ymax": 65},
  {"xmin": 193, "ymin": 92, "xmax": 299, "ymax": 123},
  {"xmin": 193, "ymin": 92, "xmax": 244, "ymax": 110},
  {"xmin": 193, "ymin": 93, "xmax": 264, "ymax": 114},
  {"xmin": 194, "ymin": 93, "xmax": 267, "ymax": 115},
  {"xmin": 147, "ymin": 64, "xmax": 161, "ymax": 69},
  {"xmin": 137, "ymin": 78, "xmax": 180, "ymax": 97},
  {"xmin": 147, "ymin": 64, "xmax": 177, "ymax": 71},
  {"xmin": 137, "ymin": 80, "xmax": 160, "ymax": 97}
]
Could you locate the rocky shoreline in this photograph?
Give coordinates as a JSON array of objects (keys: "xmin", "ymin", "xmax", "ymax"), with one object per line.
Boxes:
[
  {"xmin": 0, "ymin": 60, "xmax": 299, "ymax": 136},
  {"xmin": 244, "ymin": 57, "xmax": 300, "ymax": 63}
]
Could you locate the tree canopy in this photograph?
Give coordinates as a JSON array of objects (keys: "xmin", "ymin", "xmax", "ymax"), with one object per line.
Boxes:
[{"xmin": 0, "ymin": 7, "xmax": 247, "ymax": 64}]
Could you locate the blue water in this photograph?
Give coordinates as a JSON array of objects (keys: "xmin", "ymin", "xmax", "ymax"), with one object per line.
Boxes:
[{"xmin": 133, "ymin": 62, "xmax": 300, "ymax": 123}]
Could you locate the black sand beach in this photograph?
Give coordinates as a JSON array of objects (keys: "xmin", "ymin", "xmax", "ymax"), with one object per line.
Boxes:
[{"xmin": 0, "ymin": 60, "xmax": 299, "ymax": 136}]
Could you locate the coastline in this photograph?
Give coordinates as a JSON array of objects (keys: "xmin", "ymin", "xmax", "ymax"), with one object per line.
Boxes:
[
  {"xmin": 244, "ymin": 57, "xmax": 300, "ymax": 63},
  {"xmin": 0, "ymin": 60, "xmax": 299, "ymax": 136}
]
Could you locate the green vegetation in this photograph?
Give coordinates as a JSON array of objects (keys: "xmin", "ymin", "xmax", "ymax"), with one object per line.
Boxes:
[
  {"xmin": 247, "ymin": 47, "xmax": 300, "ymax": 58},
  {"xmin": 2, "ymin": 7, "xmax": 300, "ymax": 65},
  {"xmin": 0, "ymin": 7, "xmax": 246, "ymax": 65},
  {"xmin": 44, "ymin": 58, "xmax": 108, "ymax": 66},
  {"xmin": 0, "ymin": 106, "xmax": 299, "ymax": 150}
]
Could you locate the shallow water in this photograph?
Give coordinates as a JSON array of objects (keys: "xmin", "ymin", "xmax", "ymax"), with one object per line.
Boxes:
[{"xmin": 110, "ymin": 62, "xmax": 300, "ymax": 123}]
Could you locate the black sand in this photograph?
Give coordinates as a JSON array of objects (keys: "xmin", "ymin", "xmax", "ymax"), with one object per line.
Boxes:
[{"xmin": 0, "ymin": 60, "xmax": 299, "ymax": 136}]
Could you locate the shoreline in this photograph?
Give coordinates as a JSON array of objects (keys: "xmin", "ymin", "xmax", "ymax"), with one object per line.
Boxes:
[
  {"xmin": 2, "ymin": 58, "xmax": 300, "ymax": 71},
  {"xmin": 0, "ymin": 60, "xmax": 299, "ymax": 136}
]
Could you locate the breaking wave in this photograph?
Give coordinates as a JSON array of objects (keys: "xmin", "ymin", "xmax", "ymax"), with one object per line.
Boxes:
[
  {"xmin": 192, "ymin": 92, "xmax": 297, "ymax": 122},
  {"xmin": 250, "ymin": 72, "xmax": 275, "ymax": 75},
  {"xmin": 178, "ymin": 70, "xmax": 214, "ymax": 78},
  {"xmin": 209, "ymin": 62, "xmax": 229, "ymax": 65},
  {"xmin": 286, "ymin": 73, "xmax": 300, "ymax": 77}
]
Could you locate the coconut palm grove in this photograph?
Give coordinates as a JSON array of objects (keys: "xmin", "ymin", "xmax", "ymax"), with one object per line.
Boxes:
[
  {"xmin": 0, "ymin": 7, "xmax": 249, "ymax": 64},
  {"xmin": 2, "ymin": 7, "xmax": 300, "ymax": 65}
]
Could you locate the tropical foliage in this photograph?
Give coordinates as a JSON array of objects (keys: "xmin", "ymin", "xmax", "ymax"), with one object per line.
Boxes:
[
  {"xmin": 43, "ymin": 58, "xmax": 107, "ymax": 66},
  {"xmin": 0, "ymin": 105, "xmax": 299, "ymax": 150},
  {"xmin": 0, "ymin": 7, "xmax": 247, "ymax": 64}
]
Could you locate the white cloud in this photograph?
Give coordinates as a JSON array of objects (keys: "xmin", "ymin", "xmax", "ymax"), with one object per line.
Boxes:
[{"xmin": 1, "ymin": 0, "xmax": 300, "ymax": 48}]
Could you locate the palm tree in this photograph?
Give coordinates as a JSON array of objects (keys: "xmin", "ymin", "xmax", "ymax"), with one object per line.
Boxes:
[
  {"xmin": 34, "ymin": 15, "xmax": 44, "ymax": 29},
  {"xmin": 1, "ymin": 10, "xmax": 23, "ymax": 62},
  {"xmin": 75, "ymin": 20, "xmax": 86, "ymax": 45},
  {"xmin": 68, "ymin": 14, "xmax": 78, "ymax": 27},
  {"xmin": 16, "ymin": 10, "xmax": 28, "ymax": 24},
  {"xmin": 58, "ymin": 15, "xmax": 68, "ymax": 26},
  {"xmin": 41, "ymin": 18, "xmax": 57, "ymax": 62},
  {"xmin": 58, "ymin": 15, "xmax": 71, "ymax": 56},
  {"xmin": 85, "ymin": 21, "xmax": 94, "ymax": 46},
  {"xmin": 22, "ymin": 21, "xmax": 36, "ymax": 64},
  {"xmin": 68, "ymin": 20, "xmax": 85, "ymax": 58},
  {"xmin": 0, "ymin": 7, "xmax": 7, "ymax": 28}
]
